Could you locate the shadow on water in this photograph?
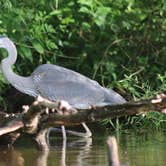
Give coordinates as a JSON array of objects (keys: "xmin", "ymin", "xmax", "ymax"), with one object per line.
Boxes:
[{"xmin": 0, "ymin": 126, "xmax": 165, "ymax": 166}]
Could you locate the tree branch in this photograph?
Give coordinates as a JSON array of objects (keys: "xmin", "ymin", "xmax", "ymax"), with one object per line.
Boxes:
[
  {"xmin": 0, "ymin": 93, "xmax": 165, "ymax": 147},
  {"xmin": 36, "ymin": 94, "xmax": 166, "ymax": 128}
]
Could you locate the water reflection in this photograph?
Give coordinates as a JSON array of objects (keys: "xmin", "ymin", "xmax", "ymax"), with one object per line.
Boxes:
[
  {"xmin": 0, "ymin": 147, "xmax": 24, "ymax": 166},
  {"xmin": 0, "ymin": 129, "xmax": 165, "ymax": 166},
  {"xmin": 49, "ymin": 137, "xmax": 93, "ymax": 166},
  {"xmin": 117, "ymin": 129, "xmax": 166, "ymax": 166},
  {"xmin": 0, "ymin": 137, "xmax": 94, "ymax": 166},
  {"xmin": 36, "ymin": 148, "xmax": 49, "ymax": 166}
]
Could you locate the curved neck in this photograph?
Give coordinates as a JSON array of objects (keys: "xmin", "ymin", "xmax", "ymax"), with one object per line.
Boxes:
[
  {"xmin": 2, "ymin": 40, "xmax": 17, "ymax": 65},
  {"xmin": 1, "ymin": 43, "xmax": 18, "ymax": 83},
  {"xmin": 1, "ymin": 42, "xmax": 37, "ymax": 97}
]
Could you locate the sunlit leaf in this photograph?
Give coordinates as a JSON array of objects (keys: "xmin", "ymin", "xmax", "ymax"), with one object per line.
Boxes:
[
  {"xmin": 94, "ymin": 7, "xmax": 111, "ymax": 27},
  {"xmin": 46, "ymin": 40, "xmax": 58, "ymax": 49},
  {"xmin": 32, "ymin": 40, "xmax": 44, "ymax": 54}
]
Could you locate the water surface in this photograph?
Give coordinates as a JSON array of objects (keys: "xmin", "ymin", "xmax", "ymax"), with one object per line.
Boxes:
[{"xmin": 0, "ymin": 128, "xmax": 165, "ymax": 166}]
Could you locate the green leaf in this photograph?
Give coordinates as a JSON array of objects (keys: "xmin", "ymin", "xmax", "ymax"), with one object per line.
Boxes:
[
  {"xmin": 61, "ymin": 17, "xmax": 74, "ymax": 25},
  {"xmin": 32, "ymin": 40, "xmax": 44, "ymax": 54},
  {"xmin": 79, "ymin": 6, "xmax": 92, "ymax": 15},
  {"xmin": 19, "ymin": 46, "xmax": 33, "ymax": 62},
  {"xmin": 94, "ymin": 7, "xmax": 111, "ymax": 27},
  {"xmin": 46, "ymin": 40, "xmax": 58, "ymax": 49},
  {"xmin": 82, "ymin": 22, "xmax": 91, "ymax": 30},
  {"xmin": 78, "ymin": 0, "xmax": 93, "ymax": 8}
]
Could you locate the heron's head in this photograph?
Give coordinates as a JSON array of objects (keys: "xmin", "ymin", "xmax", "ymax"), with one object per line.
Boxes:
[{"xmin": 0, "ymin": 36, "xmax": 12, "ymax": 49}]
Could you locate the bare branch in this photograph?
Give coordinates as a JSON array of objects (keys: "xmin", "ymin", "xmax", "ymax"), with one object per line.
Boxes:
[
  {"xmin": 0, "ymin": 93, "xmax": 165, "ymax": 147},
  {"xmin": 0, "ymin": 119, "xmax": 24, "ymax": 136},
  {"xmin": 37, "ymin": 94, "xmax": 166, "ymax": 128}
]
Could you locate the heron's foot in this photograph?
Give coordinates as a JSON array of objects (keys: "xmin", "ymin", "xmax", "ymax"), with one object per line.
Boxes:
[
  {"xmin": 22, "ymin": 105, "xmax": 30, "ymax": 113},
  {"xmin": 34, "ymin": 95, "xmax": 44, "ymax": 105},
  {"xmin": 57, "ymin": 100, "xmax": 77, "ymax": 115},
  {"xmin": 89, "ymin": 105, "xmax": 97, "ymax": 109}
]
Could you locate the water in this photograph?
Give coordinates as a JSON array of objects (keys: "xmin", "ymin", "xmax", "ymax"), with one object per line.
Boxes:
[{"xmin": 0, "ymin": 128, "xmax": 165, "ymax": 166}]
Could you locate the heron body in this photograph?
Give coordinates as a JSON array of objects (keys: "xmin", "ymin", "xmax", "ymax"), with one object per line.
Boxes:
[{"xmin": 0, "ymin": 36, "xmax": 126, "ymax": 109}]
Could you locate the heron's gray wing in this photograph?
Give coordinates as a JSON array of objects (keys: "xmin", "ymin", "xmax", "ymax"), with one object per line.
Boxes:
[
  {"xmin": 102, "ymin": 88, "xmax": 126, "ymax": 104},
  {"xmin": 31, "ymin": 64, "xmax": 105, "ymax": 109}
]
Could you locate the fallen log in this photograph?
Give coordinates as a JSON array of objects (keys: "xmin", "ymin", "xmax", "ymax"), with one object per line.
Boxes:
[
  {"xmin": 0, "ymin": 93, "xmax": 165, "ymax": 148},
  {"xmin": 28, "ymin": 94, "xmax": 166, "ymax": 129}
]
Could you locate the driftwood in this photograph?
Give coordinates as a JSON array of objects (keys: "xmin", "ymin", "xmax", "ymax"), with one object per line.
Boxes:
[
  {"xmin": 0, "ymin": 94, "xmax": 166, "ymax": 149},
  {"xmin": 107, "ymin": 136, "xmax": 120, "ymax": 166}
]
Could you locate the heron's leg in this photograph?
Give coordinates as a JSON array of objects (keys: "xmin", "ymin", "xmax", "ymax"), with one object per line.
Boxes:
[
  {"xmin": 45, "ymin": 127, "xmax": 61, "ymax": 148},
  {"xmin": 65, "ymin": 122, "xmax": 92, "ymax": 138},
  {"xmin": 61, "ymin": 125, "xmax": 67, "ymax": 140},
  {"xmin": 46, "ymin": 101, "xmax": 91, "ymax": 140},
  {"xmin": 61, "ymin": 133, "xmax": 67, "ymax": 166},
  {"xmin": 46, "ymin": 123, "xmax": 92, "ymax": 139},
  {"xmin": 45, "ymin": 126, "xmax": 67, "ymax": 145},
  {"xmin": 57, "ymin": 101, "xmax": 92, "ymax": 137}
]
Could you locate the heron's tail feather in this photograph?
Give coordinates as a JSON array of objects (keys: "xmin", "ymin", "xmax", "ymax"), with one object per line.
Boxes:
[{"xmin": 103, "ymin": 88, "xmax": 126, "ymax": 105}]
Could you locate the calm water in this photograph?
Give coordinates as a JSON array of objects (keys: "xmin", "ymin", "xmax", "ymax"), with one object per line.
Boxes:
[{"xmin": 0, "ymin": 128, "xmax": 165, "ymax": 166}]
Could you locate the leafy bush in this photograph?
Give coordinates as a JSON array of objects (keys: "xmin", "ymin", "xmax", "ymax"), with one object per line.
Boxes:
[{"xmin": 0, "ymin": 0, "xmax": 166, "ymax": 126}]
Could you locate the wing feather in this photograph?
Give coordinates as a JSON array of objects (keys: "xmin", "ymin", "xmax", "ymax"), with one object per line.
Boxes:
[{"xmin": 31, "ymin": 64, "xmax": 105, "ymax": 108}]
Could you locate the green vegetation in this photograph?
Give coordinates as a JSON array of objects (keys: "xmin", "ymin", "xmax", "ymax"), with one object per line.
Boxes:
[{"xmin": 0, "ymin": 0, "xmax": 166, "ymax": 127}]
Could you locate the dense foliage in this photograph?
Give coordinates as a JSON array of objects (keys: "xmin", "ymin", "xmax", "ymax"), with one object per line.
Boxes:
[{"xmin": 0, "ymin": 0, "xmax": 166, "ymax": 126}]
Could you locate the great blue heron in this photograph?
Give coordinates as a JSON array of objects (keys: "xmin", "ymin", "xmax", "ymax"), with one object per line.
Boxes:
[{"xmin": 0, "ymin": 36, "xmax": 126, "ymax": 139}]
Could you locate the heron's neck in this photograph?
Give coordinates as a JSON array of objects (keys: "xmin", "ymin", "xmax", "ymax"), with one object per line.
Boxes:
[
  {"xmin": 3, "ymin": 41, "xmax": 17, "ymax": 65},
  {"xmin": 1, "ymin": 44, "xmax": 18, "ymax": 81},
  {"xmin": 1, "ymin": 45, "xmax": 37, "ymax": 97},
  {"xmin": 2, "ymin": 59, "xmax": 24, "ymax": 85}
]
